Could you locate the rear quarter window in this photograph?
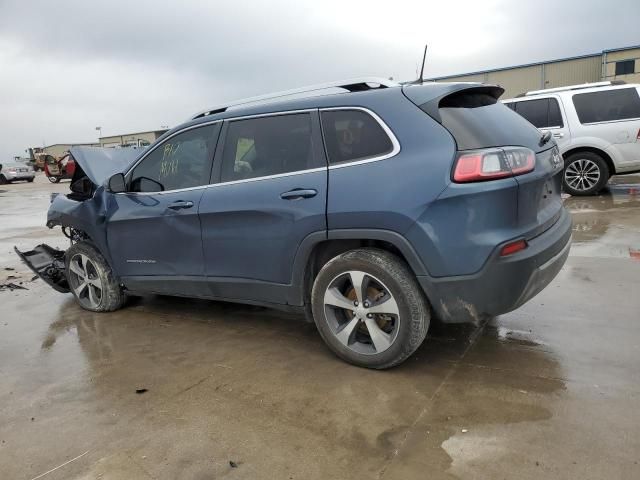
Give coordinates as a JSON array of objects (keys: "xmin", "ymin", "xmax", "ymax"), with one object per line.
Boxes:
[
  {"xmin": 572, "ymin": 88, "xmax": 640, "ymax": 124},
  {"xmin": 321, "ymin": 109, "xmax": 394, "ymax": 164}
]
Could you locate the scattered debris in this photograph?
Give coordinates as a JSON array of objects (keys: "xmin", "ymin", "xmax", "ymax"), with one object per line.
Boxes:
[
  {"xmin": 31, "ymin": 417, "xmax": 35, "ymax": 421},
  {"xmin": 461, "ymin": 429, "xmax": 468, "ymax": 433},
  {"xmin": 0, "ymin": 282, "xmax": 27, "ymax": 292},
  {"xmin": 4, "ymin": 267, "xmax": 15, "ymax": 271},
  {"xmin": 135, "ymin": 388, "xmax": 148, "ymax": 394},
  {"xmin": 229, "ymin": 461, "xmax": 238, "ymax": 468},
  {"xmin": 31, "ymin": 275, "xmax": 38, "ymax": 282}
]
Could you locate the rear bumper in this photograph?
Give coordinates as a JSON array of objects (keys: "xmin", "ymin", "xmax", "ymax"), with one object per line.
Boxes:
[
  {"xmin": 4, "ymin": 173, "xmax": 35, "ymax": 181},
  {"xmin": 417, "ymin": 207, "xmax": 572, "ymax": 324}
]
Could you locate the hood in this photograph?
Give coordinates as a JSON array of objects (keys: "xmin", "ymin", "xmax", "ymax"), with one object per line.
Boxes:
[{"xmin": 69, "ymin": 146, "xmax": 144, "ymax": 185}]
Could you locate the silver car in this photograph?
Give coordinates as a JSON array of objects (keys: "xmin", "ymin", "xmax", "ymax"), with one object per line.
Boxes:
[
  {"xmin": 0, "ymin": 162, "xmax": 36, "ymax": 184},
  {"xmin": 503, "ymin": 81, "xmax": 640, "ymax": 196}
]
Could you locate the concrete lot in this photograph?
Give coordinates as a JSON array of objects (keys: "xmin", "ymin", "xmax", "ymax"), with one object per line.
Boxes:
[{"xmin": 1, "ymin": 174, "xmax": 639, "ymax": 479}]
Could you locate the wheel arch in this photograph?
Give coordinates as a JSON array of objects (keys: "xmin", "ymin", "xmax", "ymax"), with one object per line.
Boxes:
[
  {"xmin": 288, "ymin": 229, "xmax": 428, "ymax": 307},
  {"xmin": 563, "ymin": 146, "xmax": 615, "ymax": 175}
]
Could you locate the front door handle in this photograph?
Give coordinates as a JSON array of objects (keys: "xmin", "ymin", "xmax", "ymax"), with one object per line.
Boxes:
[
  {"xmin": 280, "ymin": 188, "xmax": 318, "ymax": 200},
  {"xmin": 553, "ymin": 132, "xmax": 564, "ymax": 138},
  {"xmin": 168, "ymin": 200, "xmax": 194, "ymax": 210}
]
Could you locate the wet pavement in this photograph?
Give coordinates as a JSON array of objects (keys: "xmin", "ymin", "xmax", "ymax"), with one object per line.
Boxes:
[{"xmin": 1, "ymin": 174, "xmax": 639, "ymax": 479}]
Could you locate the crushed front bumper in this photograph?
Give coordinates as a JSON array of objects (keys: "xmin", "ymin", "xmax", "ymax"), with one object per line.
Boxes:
[{"xmin": 14, "ymin": 244, "xmax": 70, "ymax": 293}]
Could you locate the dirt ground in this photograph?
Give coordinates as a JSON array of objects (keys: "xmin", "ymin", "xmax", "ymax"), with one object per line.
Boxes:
[{"xmin": 1, "ymin": 173, "xmax": 639, "ymax": 479}]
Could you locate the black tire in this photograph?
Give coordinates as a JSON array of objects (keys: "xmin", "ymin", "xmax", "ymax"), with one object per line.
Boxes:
[
  {"xmin": 563, "ymin": 152, "xmax": 609, "ymax": 196},
  {"xmin": 27, "ymin": 178, "xmax": 34, "ymax": 182},
  {"xmin": 48, "ymin": 176, "xmax": 61, "ymax": 183},
  {"xmin": 0, "ymin": 175, "xmax": 7, "ymax": 185},
  {"xmin": 311, "ymin": 248, "xmax": 430, "ymax": 369},
  {"xmin": 65, "ymin": 242, "xmax": 125, "ymax": 312}
]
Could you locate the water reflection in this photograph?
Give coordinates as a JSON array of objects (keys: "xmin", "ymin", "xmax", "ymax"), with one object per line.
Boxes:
[{"xmin": 565, "ymin": 182, "xmax": 640, "ymax": 259}]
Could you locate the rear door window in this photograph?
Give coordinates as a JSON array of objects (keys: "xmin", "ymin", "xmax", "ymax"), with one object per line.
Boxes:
[
  {"xmin": 320, "ymin": 109, "xmax": 393, "ymax": 164},
  {"xmin": 513, "ymin": 98, "xmax": 564, "ymax": 128},
  {"xmin": 572, "ymin": 88, "xmax": 640, "ymax": 123},
  {"xmin": 220, "ymin": 113, "xmax": 319, "ymax": 182}
]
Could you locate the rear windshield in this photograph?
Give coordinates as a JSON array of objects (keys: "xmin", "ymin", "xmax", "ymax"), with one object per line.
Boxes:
[{"xmin": 434, "ymin": 92, "xmax": 544, "ymax": 151}]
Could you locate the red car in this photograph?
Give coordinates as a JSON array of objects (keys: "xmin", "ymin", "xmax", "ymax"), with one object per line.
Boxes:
[{"xmin": 44, "ymin": 153, "xmax": 76, "ymax": 183}]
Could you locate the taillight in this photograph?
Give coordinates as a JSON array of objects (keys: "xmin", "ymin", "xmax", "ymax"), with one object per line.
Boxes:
[
  {"xmin": 500, "ymin": 239, "xmax": 528, "ymax": 256},
  {"xmin": 636, "ymin": 128, "xmax": 640, "ymax": 141},
  {"xmin": 453, "ymin": 147, "xmax": 535, "ymax": 183}
]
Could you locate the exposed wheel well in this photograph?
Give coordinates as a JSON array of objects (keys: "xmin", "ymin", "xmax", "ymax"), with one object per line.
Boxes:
[
  {"xmin": 302, "ymin": 239, "xmax": 417, "ymax": 306},
  {"xmin": 563, "ymin": 147, "xmax": 615, "ymax": 175}
]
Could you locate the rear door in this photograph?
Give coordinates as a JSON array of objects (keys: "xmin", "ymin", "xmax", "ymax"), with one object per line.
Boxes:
[
  {"xmin": 571, "ymin": 87, "xmax": 640, "ymax": 169},
  {"xmin": 199, "ymin": 111, "xmax": 327, "ymax": 304},
  {"xmin": 106, "ymin": 123, "xmax": 220, "ymax": 295}
]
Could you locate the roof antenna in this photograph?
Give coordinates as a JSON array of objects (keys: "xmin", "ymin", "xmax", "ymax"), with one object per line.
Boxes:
[{"xmin": 417, "ymin": 44, "xmax": 428, "ymax": 84}]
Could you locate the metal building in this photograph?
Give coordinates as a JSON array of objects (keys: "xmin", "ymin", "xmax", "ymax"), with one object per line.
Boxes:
[
  {"xmin": 99, "ymin": 129, "xmax": 168, "ymax": 148},
  {"xmin": 41, "ymin": 143, "xmax": 99, "ymax": 157},
  {"xmin": 428, "ymin": 45, "xmax": 640, "ymax": 99}
]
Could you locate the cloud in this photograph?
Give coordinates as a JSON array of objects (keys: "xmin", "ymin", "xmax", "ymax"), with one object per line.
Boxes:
[{"xmin": 1, "ymin": 0, "xmax": 639, "ymax": 158}]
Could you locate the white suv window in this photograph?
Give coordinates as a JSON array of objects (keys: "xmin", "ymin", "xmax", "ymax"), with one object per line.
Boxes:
[
  {"xmin": 572, "ymin": 88, "xmax": 640, "ymax": 124},
  {"xmin": 510, "ymin": 98, "xmax": 564, "ymax": 129}
]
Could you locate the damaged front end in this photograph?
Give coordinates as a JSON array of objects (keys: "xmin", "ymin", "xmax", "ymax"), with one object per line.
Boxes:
[
  {"xmin": 14, "ymin": 244, "xmax": 69, "ymax": 293},
  {"xmin": 15, "ymin": 146, "xmax": 142, "ymax": 294}
]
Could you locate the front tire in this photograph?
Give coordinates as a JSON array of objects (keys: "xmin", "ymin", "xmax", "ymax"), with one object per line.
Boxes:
[
  {"xmin": 65, "ymin": 242, "xmax": 125, "ymax": 312},
  {"xmin": 563, "ymin": 152, "xmax": 609, "ymax": 196},
  {"xmin": 0, "ymin": 175, "xmax": 7, "ymax": 185},
  {"xmin": 311, "ymin": 248, "xmax": 430, "ymax": 369},
  {"xmin": 48, "ymin": 176, "xmax": 60, "ymax": 183}
]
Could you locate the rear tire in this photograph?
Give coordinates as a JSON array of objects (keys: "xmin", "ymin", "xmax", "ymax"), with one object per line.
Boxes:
[
  {"xmin": 27, "ymin": 178, "xmax": 34, "ymax": 183},
  {"xmin": 65, "ymin": 242, "xmax": 125, "ymax": 312},
  {"xmin": 563, "ymin": 152, "xmax": 609, "ymax": 196},
  {"xmin": 0, "ymin": 175, "xmax": 7, "ymax": 185},
  {"xmin": 311, "ymin": 248, "xmax": 430, "ymax": 369}
]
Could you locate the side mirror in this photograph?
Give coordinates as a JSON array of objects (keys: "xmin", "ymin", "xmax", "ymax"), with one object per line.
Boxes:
[
  {"xmin": 130, "ymin": 176, "xmax": 164, "ymax": 193},
  {"xmin": 108, "ymin": 173, "xmax": 126, "ymax": 193}
]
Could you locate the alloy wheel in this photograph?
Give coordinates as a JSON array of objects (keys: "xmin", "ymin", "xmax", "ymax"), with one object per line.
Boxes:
[
  {"xmin": 67, "ymin": 254, "xmax": 103, "ymax": 309},
  {"xmin": 564, "ymin": 159, "xmax": 601, "ymax": 192},
  {"xmin": 323, "ymin": 270, "xmax": 400, "ymax": 355}
]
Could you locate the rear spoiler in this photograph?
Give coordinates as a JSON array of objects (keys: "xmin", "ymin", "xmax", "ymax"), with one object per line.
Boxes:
[{"xmin": 402, "ymin": 83, "xmax": 505, "ymax": 123}]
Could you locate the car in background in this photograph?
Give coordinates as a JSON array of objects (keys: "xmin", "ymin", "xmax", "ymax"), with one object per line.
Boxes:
[
  {"xmin": 44, "ymin": 152, "xmax": 76, "ymax": 183},
  {"xmin": 0, "ymin": 161, "xmax": 35, "ymax": 184},
  {"xmin": 16, "ymin": 78, "xmax": 571, "ymax": 369},
  {"xmin": 503, "ymin": 81, "xmax": 640, "ymax": 196}
]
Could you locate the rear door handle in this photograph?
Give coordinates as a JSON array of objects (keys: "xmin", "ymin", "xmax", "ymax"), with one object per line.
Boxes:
[
  {"xmin": 280, "ymin": 188, "xmax": 318, "ymax": 200},
  {"xmin": 168, "ymin": 200, "xmax": 194, "ymax": 210}
]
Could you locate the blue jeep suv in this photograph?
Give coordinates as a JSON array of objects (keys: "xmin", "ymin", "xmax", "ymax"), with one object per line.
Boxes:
[{"xmin": 17, "ymin": 78, "xmax": 571, "ymax": 369}]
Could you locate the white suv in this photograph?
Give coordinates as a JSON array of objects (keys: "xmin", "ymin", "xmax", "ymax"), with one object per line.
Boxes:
[{"xmin": 503, "ymin": 82, "xmax": 640, "ymax": 196}]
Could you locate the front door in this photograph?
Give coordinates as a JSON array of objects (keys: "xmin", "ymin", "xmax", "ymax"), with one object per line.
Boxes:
[
  {"xmin": 199, "ymin": 111, "xmax": 327, "ymax": 304},
  {"xmin": 106, "ymin": 123, "xmax": 220, "ymax": 295}
]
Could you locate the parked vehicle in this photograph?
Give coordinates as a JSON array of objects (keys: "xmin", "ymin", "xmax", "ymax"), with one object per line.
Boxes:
[
  {"xmin": 16, "ymin": 78, "xmax": 571, "ymax": 369},
  {"xmin": 0, "ymin": 161, "xmax": 35, "ymax": 184},
  {"xmin": 44, "ymin": 152, "xmax": 76, "ymax": 183},
  {"xmin": 503, "ymin": 81, "xmax": 640, "ymax": 196}
]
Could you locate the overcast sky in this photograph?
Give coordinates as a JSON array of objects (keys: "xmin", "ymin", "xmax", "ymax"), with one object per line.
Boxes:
[{"xmin": 1, "ymin": 0, "xmax": 639, "ymax": 159}]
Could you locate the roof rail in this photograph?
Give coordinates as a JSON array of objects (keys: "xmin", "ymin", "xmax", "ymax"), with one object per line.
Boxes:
[
  {"xmin": 190, "ymin": 77, "xmax": 398, "ymax": 120},
  {"xmin": 518, "ymin": 80, "xmax": 626, "ymax": 97}
]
